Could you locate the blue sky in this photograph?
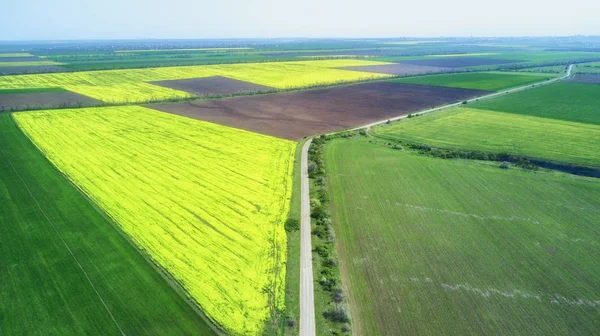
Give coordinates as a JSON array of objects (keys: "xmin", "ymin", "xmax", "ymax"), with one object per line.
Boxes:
[{"xmin": 1, "ymin": 0, "xmax": 599, "ymax": 40}]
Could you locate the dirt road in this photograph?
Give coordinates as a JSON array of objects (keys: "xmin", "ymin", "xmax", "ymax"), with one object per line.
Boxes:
[{"xmin": 299, "ymin": 139, "xmax": 316, "ymax": 336}]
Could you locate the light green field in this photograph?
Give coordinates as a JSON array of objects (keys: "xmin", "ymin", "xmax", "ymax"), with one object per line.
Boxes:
[
  {"xmin": 15, "ymin": 106, "xmax": 296, "ymax": 335},
  {"xmin": 0, "ymin": 61, "xmax": 63, "ymax": 67},
  {"xmin": 0, "ymin": 59, "xmax": 391, "ymax": 103},
  {"xmin": 391, "ymin": 72, "xmax": 553, "ymax": 91},
  {"xmin": 325, "ymin": 138, "xmax": 600, "ymax": 335},
  {"xmin": 471, "ymin": 82, "xmax": 600, "ymax": 125},
  {"xmin": 372, "ymin": 107, "xmax": 600, "ymax": 167}
]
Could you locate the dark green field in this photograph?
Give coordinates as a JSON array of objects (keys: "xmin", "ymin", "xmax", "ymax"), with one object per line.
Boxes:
[
  {"xmin": 0, "ymin": 114, "xmax": 215, "ymax": 335},
  {"xmin": 471, "ymin": 82, "xmax": 600, "ymax": 125},
  {"xmin": 390, "ymin": 72, "xmax": 553, "ymax": 91},
  {"xmin": 325, "ymin": 138, "xmax": 600, "ymax": 335}
]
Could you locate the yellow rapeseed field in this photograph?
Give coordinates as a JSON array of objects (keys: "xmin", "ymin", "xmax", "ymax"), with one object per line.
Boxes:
[
  {"xmin": 0, "ymin": 59, "xmax": 391, "ymax": 102},
  {"xmin": 14, "ymin": 106, "xmax": 296, "ymax": 335}
]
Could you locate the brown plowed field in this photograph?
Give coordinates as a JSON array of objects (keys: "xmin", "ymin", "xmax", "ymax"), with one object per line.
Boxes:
[
  {"xmin": 0, "ymin": 65, "xmax": 70, "ymax": 75},
  {"xmin": 338, "ymin": 63, "xmax": 448, "ymax": 76},
  {"xmin": 0, "ymin": 92, "xmax": 101, "ymax": 112},
  {"xmin": 399, "ymin": 57, "xmax": 524, "ymax": 68},
  {"xmin": 146, "ymin": 82, "xmax": 489, "ymax": 140},
  {"xmin": 566, "ymin": 74, "xmax": 600, "ymax": 84},
  {"xmin": 150, "ymin": 76, "xmax": 274, "ymax": 97}
]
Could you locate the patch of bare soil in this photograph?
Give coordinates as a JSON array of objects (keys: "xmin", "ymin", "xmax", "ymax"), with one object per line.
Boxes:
[
  {"xmin": 398, "ymin": 57, "xmax": 525, "ymax": 68},
  {"xmin": 149, "ymin": 76, "xmax": 274, "ymax": 97},
  {"xmin": 146, "ymin": 82, "xmax": 490, "ymax": 140},
  {"xmin": 338, "ymin": 63, "xmax": 448, "ymax": 75},
  {"xmin": 0, "ymin": 92, "xmax": 101, "ymax": 112}
]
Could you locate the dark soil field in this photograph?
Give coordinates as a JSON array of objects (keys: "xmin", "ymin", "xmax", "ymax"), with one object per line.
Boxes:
[
  {"xmin": 0, "ymin": 65, "xmax": 70, "ymax": 75},
  {"xmin": 399, "ymin": 57, "xmax": 524, "ymax": 67},
  {"xmin": 150, "ymin": 76, "xmax": 274, "ymax": 96},
  {"xmin": 0, "ymin": 91, "xmax": 100, "ymax": 111},
  {"xmin": 146, "ymin": 82, "xmax": 489, "ymax": 140},
  {"xmin": 567, "ymin": 74, "xmax": 600, "ymax": 84},
  {"xmin": 338, "ymin": 63, "xmax": 448, "ymax": 75}
]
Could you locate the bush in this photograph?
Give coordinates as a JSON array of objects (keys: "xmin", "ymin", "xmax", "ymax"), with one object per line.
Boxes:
[
  {"xmin": 333, "ymin": 288, "xmax": 345, "ymax": 303},
  {"xmin": 319, "ymin": 276, "xmax": 337, "ymax": 291},
  {"xmin": 286, "ymin": 316, "xmax": 296, "ymax": 328},
  {"xmin": 341, "ymin": 324, "xmax": 351, "ymax": 333},
  {"xmin": 323, "ymin": 257, "xmax": 337, "ymax": 268},
  {"xmin": 315, "ymin": 244, "xmax": 330, "ymax": 258},
  {"xmin": 499, "ymin": 161, "xmax": 511, "ymax": 169},
  {"xmin": 284, "ymin": 218, "xmax": 300, "ymax": 232},
  {"xmin": 324, "ymin": 306, "xmax": 351, "ymax": 323}
]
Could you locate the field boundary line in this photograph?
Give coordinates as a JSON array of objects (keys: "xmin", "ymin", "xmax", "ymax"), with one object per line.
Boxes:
[
  {"xmin": 1, "ymin": 148, "xmax": 126, "ymax": 336},
  {"xmin": 348, "ymin": 64, "xmax": 574, "ymax": 131},
  {"xmin": 300, "ymin": 139, "xmax": 316, "ymax": 336}
]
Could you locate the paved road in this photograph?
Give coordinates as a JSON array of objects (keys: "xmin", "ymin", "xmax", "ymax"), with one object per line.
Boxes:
[
  {"xmin": 352, "ymin": 64, "xmax": 574, "ymax": 131},
  {"xmin": 298, "ymin": 65, "xmax": 574, "ymax": 335},
  {"xmin": 299, "ymin": 139, "xmax": 316, "ymax": 336}
]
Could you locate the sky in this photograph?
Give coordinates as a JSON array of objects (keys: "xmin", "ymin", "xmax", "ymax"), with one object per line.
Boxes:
[{"xmin": 1, "ymin": 0, "xmax": 599, "ymax": 40}]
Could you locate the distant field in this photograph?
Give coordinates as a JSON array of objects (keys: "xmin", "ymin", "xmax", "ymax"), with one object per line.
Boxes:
[
  {"xmin": 0, "ymin": 59, "xmax": 391, "ymax": 103},
  {"xmin": 0, "ymin": 53, "xmax": 33, "ymax": 57},
  {"xmin": 471, "ymin": 82, "xmax": 600, "ymax": 125},
  {"xmin": 0, "ymin": 61, "xmax": 63, "ymax": 67},
  {"xmin": 14, "ymin": 106, "xmax": 295, "ymax": 335},
  {"xmin": 325, "ymin": 139, "xmax": 600, "ymax": 335},
  {"xmin": 391, "ymin": 72, "xmax": 553, "ymax": 91},
  {"xmin": 0, "ymin": 114, "xmax": 214, "ymax": 335},
  {"xmin": 372, "ymin": 107, "xmax": 600, "ymax": 167}
]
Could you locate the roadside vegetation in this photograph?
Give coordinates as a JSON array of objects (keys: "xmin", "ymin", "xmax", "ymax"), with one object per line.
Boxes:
[{"xmin": 308, "ymin": 136, "xmax": 353, "ymax": 335}]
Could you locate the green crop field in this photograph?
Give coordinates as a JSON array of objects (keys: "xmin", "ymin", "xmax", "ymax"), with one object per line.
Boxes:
[
  {"xmin": 0, "ymin": 113, "xmax": 214, "ymax": 335},
  {"xmin": 390, "ymin": 72, "xmax": 554, "ymax": 91},
  {"xmin": 325, "ymin": 138, "xmax": 600, "ymax": 335},
  {"xmin": 14, "ymin": 106, "xmax": 295, "ymax": 335},
  {"xmin": 372, "ymin": 107, "xmax": 600, "ymax": 167},
  {"xmin": 0, "ymin": 59, "xmax": 391, "ymax": 103},
  {"xmin": 471, "ymin": 82, "xmax": 600, "ymax": 125},
  {"xmin": 0, "ymin": 61, "xmax": 63, "ymax": 67}
]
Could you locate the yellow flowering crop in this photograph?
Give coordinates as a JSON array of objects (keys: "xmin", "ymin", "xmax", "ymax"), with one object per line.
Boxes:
[
  {"xmin": 14, "ymin": 106, "xmax": 296, "ymax": 335},
  {"xmin": 0, "ymin": 60, "xmax": 392, "ymax": 103}
]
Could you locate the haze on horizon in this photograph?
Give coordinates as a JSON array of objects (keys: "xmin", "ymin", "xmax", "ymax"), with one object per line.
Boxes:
[{"xmin": 1, "ymin": 0, "xmax": 599, "ymax": 41}]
